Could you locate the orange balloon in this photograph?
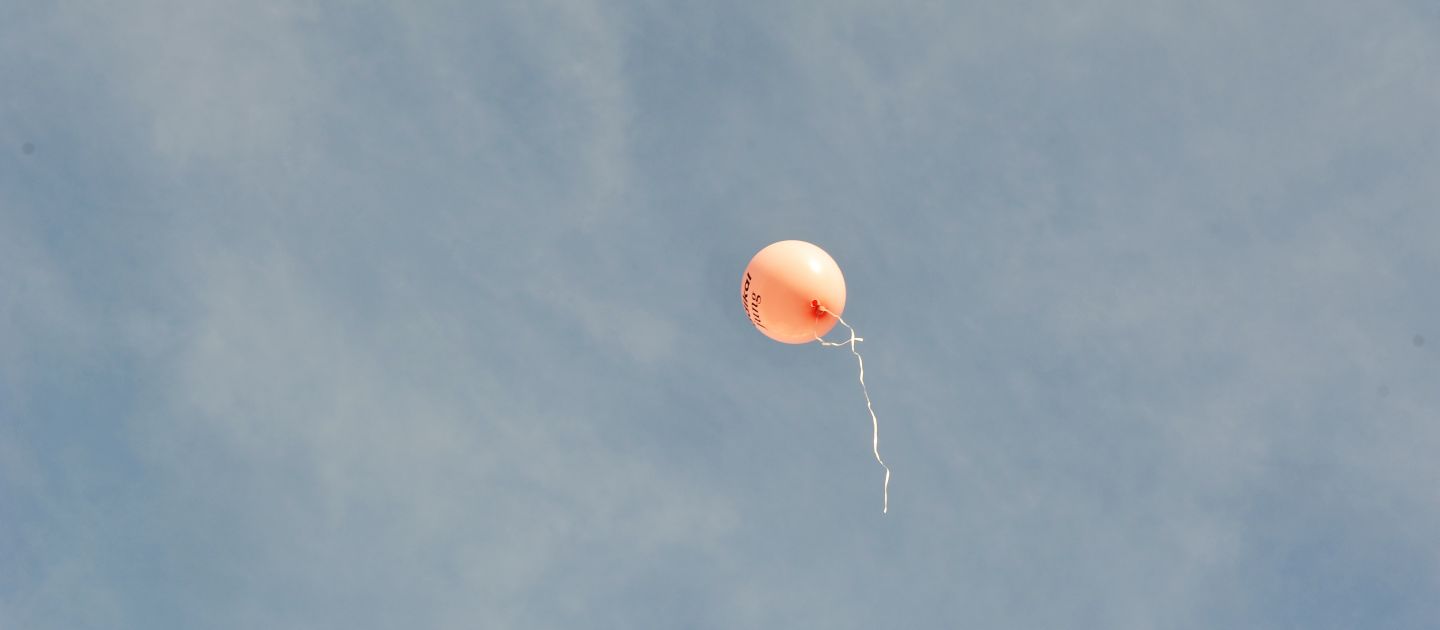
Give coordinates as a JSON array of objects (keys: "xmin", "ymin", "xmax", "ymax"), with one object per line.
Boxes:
[{"xmin": 741, "ymin": 240, "xmax": 847, "ymax": 344}]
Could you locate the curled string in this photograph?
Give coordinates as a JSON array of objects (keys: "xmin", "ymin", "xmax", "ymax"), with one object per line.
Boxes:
[{"xmin": 816, "ymin": 306, "xmax": 890, "ymax": 514}]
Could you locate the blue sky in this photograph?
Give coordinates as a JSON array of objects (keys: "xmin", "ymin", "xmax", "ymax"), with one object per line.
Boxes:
[{"xmin": 3, "ymin": 1, "xmax": 1439, "ymax": 628}]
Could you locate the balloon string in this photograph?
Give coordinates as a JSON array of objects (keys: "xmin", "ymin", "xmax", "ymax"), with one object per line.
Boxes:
[{"xmin": 815, "ymin": 307, "xmax": 890, "ymax": 514}]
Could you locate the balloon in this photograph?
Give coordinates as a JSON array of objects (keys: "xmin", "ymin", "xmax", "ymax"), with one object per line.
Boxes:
[{"xmin": 740, "ymin": 240, "xmax": 847, "ymax": 344}]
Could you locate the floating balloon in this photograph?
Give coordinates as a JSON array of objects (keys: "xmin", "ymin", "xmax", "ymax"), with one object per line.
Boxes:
[
  {"xmin": 740, "ymin": 240, "xmax": 847, "ymax": 344},
  {"xmin": 740, "ymin": 240, "xmax": 891, "ymax": 513}
]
